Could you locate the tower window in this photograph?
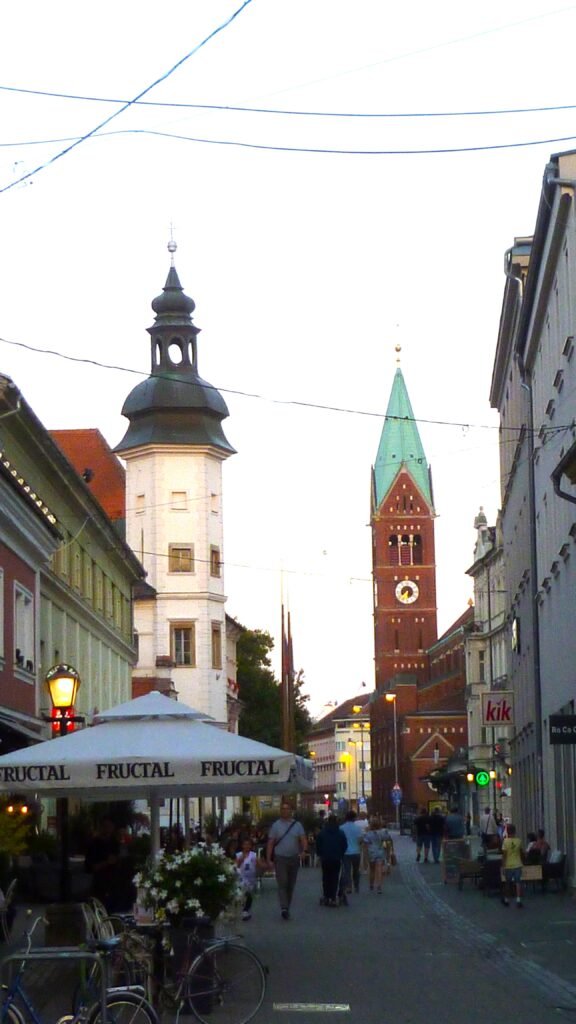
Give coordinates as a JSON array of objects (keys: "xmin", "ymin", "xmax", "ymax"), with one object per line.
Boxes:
[
  {"xmin": 171, "ymin": 491, "xmax": 188, "ymax": 511},
  {"xmin": 171, "ymin": 622, "xmax": 196, "ymax": 666},
  {"xmin": 169, "ymin": 544, "xmax": 194, "ymax": 573},
  {"xmin": 210, "ymin": 546, "xmax": 221, "ymax": 577},
  {"xmin": 413, "ymin": 535, "xmax": 423, "ymax": 564},
  {"xmin": 388, "ymin": 535, "xmax": 399, "ymax": 565},
  {"xmin": 400, "ymin": 535, "xmax": 411, "ymax": 565},
  {"xmin": 211, "ymin": 622, "xmax": 223, "ymax": 669}
]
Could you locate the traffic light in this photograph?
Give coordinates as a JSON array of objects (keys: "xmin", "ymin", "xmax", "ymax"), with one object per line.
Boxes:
[{"xmin": 475, "ymin": 770, "xmax": 490, "ymax": 787}]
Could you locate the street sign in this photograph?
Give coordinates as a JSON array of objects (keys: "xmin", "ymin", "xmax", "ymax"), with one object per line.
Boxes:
[
  {"xmin": 391, "ymin": 785, "xmax": 402, "ymax": 804},
  {"xmin": 550, "ymin": 715, "xmax": 576, "ymax": 744}
]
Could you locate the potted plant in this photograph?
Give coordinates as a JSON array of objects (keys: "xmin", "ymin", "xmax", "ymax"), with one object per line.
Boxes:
[{"xmin": 133, "ymin": 843, "xmax": 242, "ymax": 925}]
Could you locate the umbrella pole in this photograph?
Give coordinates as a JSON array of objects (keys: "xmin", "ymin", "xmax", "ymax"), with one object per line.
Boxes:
[
  {"xmin": 150, "ymin": 795, "xmax": 161, "ymax": 858},
  {"xmin": 183, "ymin": 799, "xmax": 191, "ymax": 849}
]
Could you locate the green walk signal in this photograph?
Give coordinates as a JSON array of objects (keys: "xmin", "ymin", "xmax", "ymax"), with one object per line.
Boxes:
[{"xmin": 475, "ymin": 770, "xmax": 490, "ymax": 787}]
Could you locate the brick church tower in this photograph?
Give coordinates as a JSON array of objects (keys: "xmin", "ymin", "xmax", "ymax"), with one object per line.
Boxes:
[{"xmin": 371, "ymin": 358, "xmax": 438, "ymax": 688}]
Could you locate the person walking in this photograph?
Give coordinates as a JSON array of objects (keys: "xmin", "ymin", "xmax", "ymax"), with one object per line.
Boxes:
[
  {"xmin": 361, "ymin": 817, "xmax": 389, "ymax": 894},
  {"xmin": 429, "ymin": 807, "xmax": 445, "ymax": 864},
  {"xmin": 266, "ymin": 802, "xmax": 308, "ymax": 920},
  {"xmin": 414, "ymin": 807, "xmax": 432, "ymax": 863},
  {"xmin": 339, "ymin": 811, "xmax": 363, "ymax": 894},
  {"xmin": 443, "ymin": 805, "xmax": 465, "ymax": 839},
  {"xmin": 316, "ymin": 815, "xmax": 348, "ymax": 906},
  {"xmin": 235, "ymin": 836, "xmax": 260, "ymax": 921},
  {"xmin": 479, "ymin": 806, "xmax": 499, "ymax": 850},
  {"xmin": 501, "ymin": 823, "xmax": 525, "ymax": 908}
]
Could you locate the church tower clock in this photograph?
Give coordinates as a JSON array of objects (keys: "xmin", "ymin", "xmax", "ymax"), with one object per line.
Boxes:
[{"xmin": 370, "ymin": 355, "xmax": 437, "ymax": 689}]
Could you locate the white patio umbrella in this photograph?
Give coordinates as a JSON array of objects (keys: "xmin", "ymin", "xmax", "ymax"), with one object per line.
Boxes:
[{"xmin": 0, "ymin": 690, "xmax": 314, "ymax": 801}]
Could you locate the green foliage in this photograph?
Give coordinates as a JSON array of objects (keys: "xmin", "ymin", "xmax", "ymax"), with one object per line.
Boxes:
[
  {"xmin": 236, "ymin": 624, "xmax": 312, "ymax": 753},
  {"xmin": 0, "ymin": 808, "xmax": 32, "ymax": 858},
  {"xmin": 26, "ymin": 830, "xmax": 59, "ymax": 860}
]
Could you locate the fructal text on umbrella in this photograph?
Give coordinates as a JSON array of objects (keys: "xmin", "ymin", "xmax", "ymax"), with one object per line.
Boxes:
[
  {"xmin": 201, "ymin": 759, "xmax": 281, "ymax": 777},
  {"xmin": 96, "ymin": 761, "xmax": 175, "ymax": 779}
]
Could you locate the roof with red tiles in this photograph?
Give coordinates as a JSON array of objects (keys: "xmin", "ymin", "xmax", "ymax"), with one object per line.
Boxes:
[{"xmin": 50, "ymin": 429, "xmax": 125, "ymax": 522}]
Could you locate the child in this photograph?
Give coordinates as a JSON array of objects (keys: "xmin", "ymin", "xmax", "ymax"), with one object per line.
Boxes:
[
  {"xmin": 235, "ymin": 836, "xmax": 259, "ymax": 921},
  {"xmin": 501, "ymin": 823, "xmax": 524, "ymax": 908}
]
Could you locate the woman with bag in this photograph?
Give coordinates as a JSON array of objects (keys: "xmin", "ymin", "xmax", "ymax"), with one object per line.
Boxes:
[{"xmin": 361, "ymin": 817, "xmax": 389, "ymax": 894}]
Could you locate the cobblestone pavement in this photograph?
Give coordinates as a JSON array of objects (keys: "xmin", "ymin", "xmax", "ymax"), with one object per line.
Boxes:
[{"xmin": 3, "ymin": 840, "xmax": 576, "ymax": 1024}]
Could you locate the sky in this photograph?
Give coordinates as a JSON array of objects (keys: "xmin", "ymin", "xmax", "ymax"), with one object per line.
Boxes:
[{"xmin": 1, "ymin": 0, "xmax": 576, "ymax": 717}]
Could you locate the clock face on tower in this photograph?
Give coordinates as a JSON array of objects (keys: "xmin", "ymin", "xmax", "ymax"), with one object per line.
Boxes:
[{"xmin": 395, "ymin": 579, "xmax": 419, "ymax": 605}]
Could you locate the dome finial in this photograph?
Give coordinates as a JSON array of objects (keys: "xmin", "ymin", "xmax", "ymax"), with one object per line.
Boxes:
[
  {"xmin": 395, "ymin": 344, "xmax": 402, "ymax": 365},
  {"xmin": 168, "ymin": 225, "xmax": 177, "ymax": 267}
]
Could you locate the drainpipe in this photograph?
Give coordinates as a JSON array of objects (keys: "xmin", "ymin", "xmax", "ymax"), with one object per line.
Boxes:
[{"xmin": 517, "ymin": 366, "xmax": 545, "ymax": 830}]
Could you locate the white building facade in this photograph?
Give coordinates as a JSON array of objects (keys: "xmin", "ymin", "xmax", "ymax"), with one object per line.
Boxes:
[{"xmin": 116, "ymin": 257, "xmax": 236, "ymax": 726}]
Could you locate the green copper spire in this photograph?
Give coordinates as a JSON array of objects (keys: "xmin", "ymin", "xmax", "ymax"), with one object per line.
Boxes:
[{"xmin": 373, "ymin": 367, "xmax": 432, "ymax": 509}]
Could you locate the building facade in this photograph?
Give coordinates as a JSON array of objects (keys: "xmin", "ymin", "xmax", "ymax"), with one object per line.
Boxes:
[
  {"xmin": 0, "ymin": 374, "xmax": 144, "ymax": 742},
  {"xmin": 306, "ymin": 696, "xmax": 371, "ymax": 812},
  {"xmin": 491, "ymin": 150, "xmax": 576, "ymax": 872},
  {"xmin": 464, "ymin": 509, "xmax": 511, "ymax": 825},
  {"xmin": 115, "ymin": 256, "xmax": 237, "ymax": 726}
]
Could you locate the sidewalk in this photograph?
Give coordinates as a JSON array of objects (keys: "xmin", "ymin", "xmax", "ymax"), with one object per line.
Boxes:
[{"xmin": 393, "ymin": 830, "xmax": 576, "ymax": 996}]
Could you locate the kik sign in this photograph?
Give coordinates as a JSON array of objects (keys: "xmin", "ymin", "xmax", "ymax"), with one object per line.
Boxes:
[{"xmin": 481, "ymin": 691, "xmax": 514, "ymax": 727}]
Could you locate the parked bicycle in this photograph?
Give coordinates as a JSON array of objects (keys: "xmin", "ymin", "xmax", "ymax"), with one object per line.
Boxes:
[
  {"xmin": 89, "ymin": 915, "xmax": 267, "ymax": 1024},
  {"xmin": 0, "ymin": 914, "xmax": 158, "ymax": 1024}
]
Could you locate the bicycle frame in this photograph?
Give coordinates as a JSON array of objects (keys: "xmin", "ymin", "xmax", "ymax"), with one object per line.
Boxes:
[{"xmin": 0, "ymin": 950, "xmax": 109, "ymax": 1024}]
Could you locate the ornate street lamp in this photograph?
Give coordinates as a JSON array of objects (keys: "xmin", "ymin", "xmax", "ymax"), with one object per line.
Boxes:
[
  {"xmin": 45, "ymin": 664, "xmax": 82, "ymax": 736},
  {"xmin": 44, "ymin": 664, "xmax": 83, "ymax": 901}
]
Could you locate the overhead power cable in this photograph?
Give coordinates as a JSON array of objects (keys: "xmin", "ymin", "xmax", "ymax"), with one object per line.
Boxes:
[
  {"xmin": 0, "ymin": 0, "xmax": 254, "ymax": 194},
  {"xmin": 3, "ymin": 82, "xmax": 576, "ymax": 120},
  {"xmin": 0, "ymin": 332, "xmax": 569, "ymax": 439},
  {"xmin": 4, "ymin": 125, "xmax": 576, "ymax": 157}
]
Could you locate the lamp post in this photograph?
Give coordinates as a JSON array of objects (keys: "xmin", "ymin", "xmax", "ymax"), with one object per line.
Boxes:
[
  {"xmin": 45, "ymin": 664, "xmax": 83, "ymax": 901},
  {"xmin": 352, "ymin": 705, "xmax": 369, "ymax": 800},
  {"xmin": 340, "ymin": 752, "xmax": 352, "ymax": 807},
  {"xmin": 348, "ymin": 740, "xmax": 359, "ymax": 805},
  {"xmin": 385, "ymin": 692, "xmax": 399, "ymax": 827}
]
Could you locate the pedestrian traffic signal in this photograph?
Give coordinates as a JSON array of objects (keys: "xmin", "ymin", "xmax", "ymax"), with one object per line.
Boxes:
[{"xmin": 475, "ymin": 770, "xmax": 490, "ymax": 787}]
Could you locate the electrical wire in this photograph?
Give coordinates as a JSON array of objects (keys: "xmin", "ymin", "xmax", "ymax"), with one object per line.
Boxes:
[
  {"xmin": 0, "ymin": 0, "xmax": 255, "ymax": 194},
  {"xmin": 3, "ymin": 82, "xmax": 576, "ymax": 120},
  {"xmin": 4, "ymin": 124, "xmax": 576, "ymax": 157},
  {"xmin": 0, "ymin": 331, "xmax": 559, "ymax": 436}
]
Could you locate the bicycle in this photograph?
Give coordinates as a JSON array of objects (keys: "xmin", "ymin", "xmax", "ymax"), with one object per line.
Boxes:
[
  {"xmin": 0, "ymin": 914, "xmax": 159, "ymax": 1024},
  {"xmin": 108, "ymin": 918, "xmax": 267, "ymax": 1024}
]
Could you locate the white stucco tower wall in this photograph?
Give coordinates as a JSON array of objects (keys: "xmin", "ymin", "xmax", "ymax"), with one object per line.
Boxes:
[{"xmin": 115, "ymin": 254, "xmax": 236, "ymax": 726}]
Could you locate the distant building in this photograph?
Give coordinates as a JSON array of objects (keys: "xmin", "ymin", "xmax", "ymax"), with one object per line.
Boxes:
[
  {"xmin": 305, "ymin": 696, "xmax": 371, "ymax": 811},
  {"xmin": 369, "ymin": 359, "xmax": 469, "ymax": 818}
]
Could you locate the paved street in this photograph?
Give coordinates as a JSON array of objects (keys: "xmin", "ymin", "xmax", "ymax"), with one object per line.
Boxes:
[
  {"xmin": 2, "ymin": 835, "xmax": 575, "ymax": 1024},
  {"xmin": 242, "ymin": 832, "xmax": 576, "ymax": 1024}
]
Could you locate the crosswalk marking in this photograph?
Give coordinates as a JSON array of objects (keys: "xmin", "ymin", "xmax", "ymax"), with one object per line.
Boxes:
[{"xmin": 273, "ymin": 1004, "xmax": 351, "ymax": 1013}]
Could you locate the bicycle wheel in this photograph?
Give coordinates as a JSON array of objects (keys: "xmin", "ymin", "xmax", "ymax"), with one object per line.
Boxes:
[
  {"xmin": 86, "ymin": 991, "xmax": 159, "ymax": 1024},
  {"xmin": 184, "ymin": 943, "xmax": 266, "ymax": 1024},
  {"xmin": 73, "ymin": 951, "xmax": 136, "ymax": 1013},
  {"xmin": 1, "ymin": 1003, "xmax": 26, "ymax": 1024}
]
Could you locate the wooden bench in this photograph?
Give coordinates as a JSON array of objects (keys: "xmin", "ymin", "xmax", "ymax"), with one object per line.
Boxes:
[{"xmin": 458, "ymin": 859, "xmax": 483, "ymax": 890}]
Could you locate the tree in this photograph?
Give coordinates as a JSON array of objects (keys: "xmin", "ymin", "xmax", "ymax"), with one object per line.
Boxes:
[{"xmin": 236, "ymin": 625, "xmax": 311, "ymax": 753}]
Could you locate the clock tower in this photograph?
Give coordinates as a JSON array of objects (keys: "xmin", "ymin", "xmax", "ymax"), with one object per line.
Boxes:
[{"xmin": 370, "ymin": 360, "xmax": 437, "ymax": 689}]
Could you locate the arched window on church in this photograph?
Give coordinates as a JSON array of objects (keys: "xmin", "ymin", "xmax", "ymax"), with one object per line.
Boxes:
[
  {"xmin": 394, "ymin": 629, "xmax": 400, "ymax": 652},
  {"xmin": 400, "ymin": 535, "xmax": 411, "ymax": 565},
  {"xmin": 388, "ymin": 535, "xmax": 399, "ymax": 565},
  {"xmin": 413, "ymin": 535, "xmax": 423, "ymax": 564}
]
